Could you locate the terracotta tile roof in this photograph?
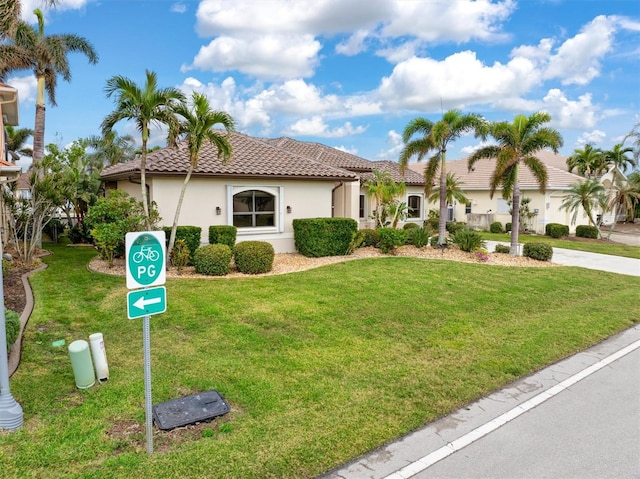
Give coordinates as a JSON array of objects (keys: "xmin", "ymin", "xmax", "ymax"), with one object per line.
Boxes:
[
  {"xmin": 101, "ymin": 131, "xmax": 358, "ymax": 181},
  {"xmin": 360, "ymin": 161, "xmax": 425, "ymax": 186},
  {"xmin": 264, "ymin": 137, "xmax": 375, "ymax": 171},
  {"xmin": 407, "ymin": 150, "xmax": 582, "ymax": 191}
]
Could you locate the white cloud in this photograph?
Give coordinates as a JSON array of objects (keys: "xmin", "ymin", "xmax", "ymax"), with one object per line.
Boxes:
[
  {"xmin": 284, "ymin": 116, "xmax": 367, "ymax": 138},
  {"xmin": 171, "ymin": 3, "xmax": 187, "ymax": 14},
  {"xmin": 577, "ymin": 130, "xmax": 606, "ymax": 146},
  {"xmin": 376, "ymin": 40, "xmax": 421, "ymax": 63},
  {"xmin": 21, "ymin": 0, "xmax": 88, "ymax": 21},
  {"xmin": 336, "ymin": 30, "xmax": 370, "ymax": 56},
  {"xmin": 374, "ymin": 129, "xmax": 404, "ymax": 160},
  {"xmin": 7, "ymin": 74, "xmax": 37, "ymax": 104},
  {"xmin": 542, "ymin": 89, "xmax": 598, "ymax": 129},
  {"xmin": 185, "ymin": 34, "xmax": 321, "ymax": 80},
  {"xmin": 333, "ymin": 145, "xmax": 359, "ymax": 155}
]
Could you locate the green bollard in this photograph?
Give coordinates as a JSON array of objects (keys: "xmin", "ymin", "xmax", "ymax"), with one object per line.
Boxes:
[{"xmin": 68, "ymin": 340, "xmax": 95, "ymax": 389}]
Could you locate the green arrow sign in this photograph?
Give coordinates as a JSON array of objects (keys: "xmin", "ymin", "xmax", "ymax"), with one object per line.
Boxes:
[
  {"xmin": 126, "ymin": 231, "xmax": 166, "ymax": 289},
  {"xmin": 127, "ymin": 287, "xmax": 167, "ymax": 319}
]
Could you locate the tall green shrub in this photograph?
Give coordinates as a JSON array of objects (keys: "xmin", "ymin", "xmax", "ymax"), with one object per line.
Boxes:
[
  {"xmin": 234, "ymin": 241, "xmax": 274, "ymax": 274},
  {"xmin": 576, "ymin": 225, "xmax": 599, "ymax": 239},
  {"xmin": 545, "ymin": 223, "xmax": 569, "ymax": 238},
  {"xmin": 452, "ymin": 230, "xmax": 485, "ymax": 252},
  {"xmin": 5, "ymin": 309, "xmax": 20, "ymax": 349},
  {"xmin": 193, "ymin": 244, "xmax": 231, "ymax": 276},
  {"xmin": 523, "ymin": 242, "xmax": 553, "ymax": 261},
  {"xmin": 377, "ymin": 227, "xmax": 406, "ymax": 254},
  {"xmin": 163, "ymin": 226, "xmax": 201, "ymax": 260},
  {"xmin": 293, "ymin": 218, "xmax": 358, "ymax": 257},
  {"xmin": 209, "ymin": 225, "xmax": 237, "ymax": 249},
  {"xmin": 490, "ymin": 221, "xmax": 504, "ymax": 233}
]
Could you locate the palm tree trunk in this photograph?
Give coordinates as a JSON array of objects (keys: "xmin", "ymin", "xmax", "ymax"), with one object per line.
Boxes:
[
  {"xmin": 33, "ymin": 76, "xmax": 46, "ymax": 163},
  {"xmin": 140, "ymin": 128, "xmax": 150, "ymax": 227},
  {"xmin": 438, "ymin": 155, "xmax": 447, "ymax": 245},
  {"xmin": 167, "ymin": 165, "xmax": 194, "ymax": 266},
  {"xmin": 510, "ymin": 167, "xmax": 520, "ymax": 256}
]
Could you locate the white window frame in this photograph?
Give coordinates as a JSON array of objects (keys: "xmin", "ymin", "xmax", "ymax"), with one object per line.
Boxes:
[{"xmin": 227, "ymin": 185, "xmax": 284, "ymax": 234}]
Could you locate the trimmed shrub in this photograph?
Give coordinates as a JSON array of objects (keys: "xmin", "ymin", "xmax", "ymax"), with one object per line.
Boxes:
[
  {"xmin": 5, "ymin": 309, "xmax": 20, "ymax": 349},
  {"xmin": 163, "ymin": 226, "xmax": 202, "ymax": 261},
  {"xmin": 403, "ymin": 222, "xmax": 419, "ymax": 230},
  {"xmin": 452, "ymin": 229, "xmax": 485, "ymax": 252},
  {"xmin": 494, "ymin": 244, "xmax": 511, "ymax": 254},
  {"xmin": 193, "ymin": 244, "xmax": 232, "ymax": 276},
  {"xmin": 407, "ymin": 226, "xmax": 430, "ymax": 248},
  {"xmin": 209, "ymin": 225, "xmax": 237, "ymax": 249},
  {"xmin": 506, "ymin": 222, "xmax": 512, "ymax": 233},
  {"xmin": 293, "ymin": 218, "xmax": 358, "ymax": 257},
  {"xmin": 489, "ymin": 221, "xmax": 504, "ymax": 233},
  {"xmin": 234, "ymin": 241, "xmax": 275, "ymax": 274},
  {"xmin": 171, "ymin": 239, "xmax": 191, "ymax": 274},
  {"xmin": 446, "ymin": 221, "xmax": 467, "ymax": 235},
  {"xmin": 377, "ymin": 227, "xmax": 406, "ymax": 254},
  {"xmin": 576, "ymin": 225, "xmax": 599, "ymax": 239},
  {"xmin": 545, "ymin": 223, "xmax": 569, "ymax": 238},
  {"xmin": 523, "ymin": 242, "xmax": 553, "ymax": 261},
  {"xmin": 360, "ymin": 228, "xmax": 379, "ymax": 247}
]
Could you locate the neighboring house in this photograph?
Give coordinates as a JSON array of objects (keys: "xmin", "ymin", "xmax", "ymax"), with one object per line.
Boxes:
[
  {"xmin": 600, "ymin": 165, "xmax": 629, "ymax": 225},
  {"xmin": 0, "ymin": 83, "xmax": 23, "ymax": 244},
  {"xmin": 408, "ymin": 150, "xmax": 588, "ymax": 234},
  {"xmin": 100, "ymin": 132, "xmax": 423, "ymax": 253}
]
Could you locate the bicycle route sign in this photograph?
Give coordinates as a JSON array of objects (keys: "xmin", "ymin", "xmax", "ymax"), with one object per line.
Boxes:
[{"xmin": 125, "ymin": 231, "xmax": 166, "ymax": 290}]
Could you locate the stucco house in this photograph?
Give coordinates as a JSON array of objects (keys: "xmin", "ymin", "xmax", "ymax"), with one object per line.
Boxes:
[
  {"xmin": 0, "ymin": 83, "xmax": 23, "ymax": 243},
  {"xmin": 100, "ymin": 132, "xmax": 424, "ymax": 253},
  {"xmin": 408, "ymin": 150, "xmax": 590, "ymax": 234}
]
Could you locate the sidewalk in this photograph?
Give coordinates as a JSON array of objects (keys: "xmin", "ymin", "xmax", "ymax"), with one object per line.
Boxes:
[{"xmin": 321, "ymin": 246, "xmax": 640, "ymax": 479}]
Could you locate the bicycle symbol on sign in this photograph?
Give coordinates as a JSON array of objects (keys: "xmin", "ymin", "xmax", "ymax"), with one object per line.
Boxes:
[{"xmin": 132, "ymin": 245, "xmax": 160, "ymax": 263}]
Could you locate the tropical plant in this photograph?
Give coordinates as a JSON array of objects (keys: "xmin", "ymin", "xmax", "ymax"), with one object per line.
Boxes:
[
  {"xmin": 85, "ymin": 130, "xmax": 136, "ymax": 167},
  {"xmin": 452, "ymin": 229, "xmax": 485, "ymax": 252},
  {"xmin": 101, "ymin": 70, "xmax": 185, "ymax": 227},
  {"xmin": 166, "ymin": 91, "xmax": 235, "ymax": 261},
  {"xmin": 604, "ymin": 143, "xmax": 636, "ymax": 174},
  {"xmin": 507, "ymin": 197, "xmax": 536, "ymax": 233},
  {"xmin": 0, "ymin": 8, "xmax": 98, "ymax": 163},
  {"xmin": 560, "ymin": 179, "xmax": 606, "ymax": 238},
  {"xmin": 604, "ymin": 176, "xmax": 640, "ymax": 239},
  {"xmin": 624, "ymin": 122, "xmax": 640, "ymax": 164},
  {"xmin": 427, "ymin": 171, "xmax": 469, "ymax": 210},
  {"xmin": 467, "ymin": 112, "xmax": 563, "ymax": 255},
  {"xmin": 565, "ymin": 143, "xmax": 606, "ymax": 179},
  {"xmin": 4, "ymin": 125, "xmax": 33, "ymax": 160},
  {"xmin": 362, "ymin": 169, "xmax": 406, "ymax": 228},
  {"xmin": 0, "ymin": 0, "xmax": 58, "ymax": 40},
  {"xmin": 399, "ymin": 110, "xmax": 486, "ymax": 245}
]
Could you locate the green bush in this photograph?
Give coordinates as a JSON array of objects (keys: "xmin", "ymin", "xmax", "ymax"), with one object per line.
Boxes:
[
  {"xmin": 5, "ymin": 309, "xmax": 20, "ymax": 349},
  {"xmin": 494, "ymin": 244, "xmax": 510, "ymax": 254},
  {"xmin": 163, "ymin": 226, "xmax": 202, "ymax": 261},
  {"xmin": 85, "ymin": 190, "xmax": 160, "ymax": 258},
  {"xmin": 576, "ymin": 225, "xmax": 599, "ymax": 239},
  {"xmin": 377, "ymin": 227, "xmax": 406, "ymax": 254},
  {"xmin": 452, "ymin": 229, "xmax": 485, "ymax": 252},
  {"xmin": 407, "ymin": 227, "xmax": 430, "ymax": 248},
  {"xmin": 506, "ymin": 222, "xmax": 512, "ymax": 233},
  {"xmin": 293, "ymin": 218, "xmax": 358, "ymax": 257},
  {"xmin": 424, "ymin": 209, "xmax": 439, "ymax": 233},
  {"xmin": 446, "ymin": 222, "xmax": 467, "ymax": 235},
  {"xmin": 171, "ymin": 239, "xmax": 191, "ymax": 274},
  {"xmin": 545, "ymin": 223, "xmax": 569, "ymax": 238},
  {"xmin": 490, "ymin": 221, "xmax": 504, "ymax": 233},
  {"xmin": 91, "ymin": 223, "xmax": 123, "ymax": 267},
  {"xmin": 193, "ymin": 244, "xmax": 232, "ymax": 276},
  {"xmin": 403, "ymin": 222, "xmax": 419, "ymax": 230},
  {"xmin": 234, "ymin": 241, "xmax": 275, "ymax": 274},
  {"xmin": 43, "ymin": 218, "xmax": 65, "ymax": 243},
  {"xmin": 209, "ymin": 225, "xmax": 237, "ymax": 249},
  {"xmin": 523, "ymin": 242, "xmax": 553, "ymax": 261},
  {"xmin": 360, "ymin": 229, "xmax": 379, "ymax": 247}
]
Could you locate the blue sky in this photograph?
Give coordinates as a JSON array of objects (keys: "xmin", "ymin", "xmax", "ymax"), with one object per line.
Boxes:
[{"xmin": 7, "ymin": 0, "xmax": 640, "ymax": 171}]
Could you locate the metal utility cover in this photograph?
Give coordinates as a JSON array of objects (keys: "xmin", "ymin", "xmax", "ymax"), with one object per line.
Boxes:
[{"xmin": 152, "ymin": 390, "xmax": 230, "ymax": 430}]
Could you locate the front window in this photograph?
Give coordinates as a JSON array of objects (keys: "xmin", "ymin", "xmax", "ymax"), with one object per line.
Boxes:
[
  {"xmin": 359, "ymin": 194, "xmax": 366, "ymax": 219},
  {"xmin": 407, "ymin": 195, "xmax": 421, "ymax": 219},
  {"xmin": 465, "ymin": 202, "xmax": 472, "ymax": 214},
  {"xmin": 233, "ymin": 190, "xmax": 275, "ymax": 227}
]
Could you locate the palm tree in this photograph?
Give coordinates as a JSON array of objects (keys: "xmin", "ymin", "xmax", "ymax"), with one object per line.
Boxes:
[
  {"xmin": 468, "ymin": 112, "xmax": 563, "ymax": 255},
  {"xmin": 605, "ymin": 176, "xmax": 640, "ymax": 239},
  {"xmin": 603, "ymin": 143, "xmax": 636, "ymax": 174},
  {"xmin": 624, "ymin": 123, "xmax": 640, "ymax": 164},
  {"xmin": 565, "ymin": 144, "xmax": 606, "ymax": 179},
  {"xmin": 4, "ymin": 125, "xmax": 33, "ymax": 161},
  {"xmin": 399, "ymin": 110, "xmax": 486, "ymax": 245},
  {"xmin": 362, "ymin": 169, "xmax": 406, "ymax": 228},
  {"xmin": 560, "ymin": 179, "xmax": 606, "ymax": 238},
  {"xmin": 166, "ymin": 91, "xmax": 235, "ymax": 262},
  {"xmin": 101, "ymin": 70, "xmax": 185, "ymax": 226},
  {"xmin": 85, "ymin": 130, "xmax": 136, "ymax": 168},
  {"xmin": 0, "ymin": 0, "xmax": 58, "ymax": 39},
  {"xmin": 0, "ymin": 9, "xmax": 98, "ymax": 163},
  {"xmin": 427, "ymin": 172, "xmax": 469, "ymax": 210}
]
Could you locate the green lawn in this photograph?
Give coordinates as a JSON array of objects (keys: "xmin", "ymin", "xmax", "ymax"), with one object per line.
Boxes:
[
  {"xmin": 2, "ymin": 244, "xmax": 639, "ymax": 478},
  {"xmin": 481, "ymin": 232, "xmax": 640, "ymax": 258}
]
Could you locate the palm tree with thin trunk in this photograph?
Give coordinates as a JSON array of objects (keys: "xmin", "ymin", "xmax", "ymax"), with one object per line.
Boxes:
[
  {"xmin": 560, "ymin": 179, "xmax": 606, "ymax": 238},
  {"xmin": 166, "ymin": 91, "xmax": 235, "ymax": 262},
  {"xmin": 101, "ymin": 70, "xmax": 185, "ymax": 227},
  {"xmin": 0, "ymin": 9, "xmax": 98, "ymax": 163},
  {"xmin": 604, "ymin": 143, "xmax": 636, "ymax": 174},
  {"xmin": 605, "ymin": 176, "xmax": 640, "ymax": 239},
  {"xmin": 428, "ymin": 172, "xmax": 469, "ymax": 211},
  {"xmin": 565, "ymin": 144, "xmax": 606, "ymax": 179},
  {"xmin": 0, "ymin": 0, "xmax": 58, "ymax": 38},
  {"xmin": 85, "ymin": 130, "xmax": 136, "ymax": 168},
  {"xmin": 4, "ymin": 125, "xmax": 33, "ymax": 161},
  {"xmin": 399, "ymin": 110, "xmax": 486, "ymax": 246},
  {"xmin": 468, "ymin": 112, "xmax": 563, "ymax": 255}
]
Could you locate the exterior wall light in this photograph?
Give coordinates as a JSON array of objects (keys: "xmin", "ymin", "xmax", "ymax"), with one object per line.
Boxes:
[
  {"xmin": 286, "ymin": 206, "xmax": 292, "ymax": 214},
  {"xmin": 216, "ymin": 206, "xmax": 221, "ymax": 215}
]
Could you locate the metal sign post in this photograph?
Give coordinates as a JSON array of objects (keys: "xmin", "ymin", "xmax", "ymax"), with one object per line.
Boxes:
[{"xmin": 125, "ymin": 231, "xmax": 167, "ymax": 455}]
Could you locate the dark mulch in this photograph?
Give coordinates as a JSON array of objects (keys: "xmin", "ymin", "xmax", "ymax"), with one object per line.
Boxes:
[{"xmin": 3, "ymin": 263, "xmax": 33, "ymax": 314}]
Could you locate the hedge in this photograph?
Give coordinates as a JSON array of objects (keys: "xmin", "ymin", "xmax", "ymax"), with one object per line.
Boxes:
[
  {"xmin": 193, "ymin": 244, "xmax": 232, "ymax": 276},
  {"xmin": 489, "ymin": 221, "xmax": 504, "ymax": 233},
  {"xmin": 293, "ymin": 218, "xmax": 358, "ymax": 257},
  {"xmin": 576, "ymin": 225, "xmax": 599, "ymax": 239},
  {"xmin": 163, "ymin": 226, "xmax": 202, "ymax": 261},
  {"xmin": 545, "ymin": 223, "xmax": 569, "ymax": 238},
  {"xmin": 523, "ymin": 242, "xmax": 553, "ymax": 261},
  {"xmin": 209, "ymin": 225, "xmax": 237, "ymax": 249}
]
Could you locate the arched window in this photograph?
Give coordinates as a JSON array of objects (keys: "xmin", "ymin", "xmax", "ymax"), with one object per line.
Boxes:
[{"xmin": 233, "ymin": 190, "xmax": 275, "ymax": 227}]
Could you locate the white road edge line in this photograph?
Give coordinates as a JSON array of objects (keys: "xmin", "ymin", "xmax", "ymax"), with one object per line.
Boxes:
[{"xmin": 383, "ymin": 338, "xmax": 640, "ymax": 479}]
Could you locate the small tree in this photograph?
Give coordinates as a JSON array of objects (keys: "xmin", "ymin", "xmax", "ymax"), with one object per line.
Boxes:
[{"xmin": 363, "ymin": 169, "xmax": 406, "ymax": 228}]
